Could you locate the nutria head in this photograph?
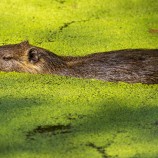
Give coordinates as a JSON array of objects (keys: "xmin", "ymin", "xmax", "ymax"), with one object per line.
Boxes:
[{"xmin": 0, "ymin": 41, "xmax": 67, "ymax": 74}]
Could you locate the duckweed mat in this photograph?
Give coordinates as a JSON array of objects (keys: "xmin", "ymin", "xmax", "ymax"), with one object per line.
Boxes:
[{"xmin": 0, "ymin": 0, "xmax": 158, "ymax": 157}]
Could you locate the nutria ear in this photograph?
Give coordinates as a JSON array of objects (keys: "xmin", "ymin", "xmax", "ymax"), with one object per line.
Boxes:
[{"xmin": 28, "ymin": 47, "xmax": 40, "ymax": 64}]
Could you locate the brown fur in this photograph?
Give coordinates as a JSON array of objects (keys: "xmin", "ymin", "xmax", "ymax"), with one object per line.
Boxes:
[{"xmin": 0, "ymin": 41, "xmax": 157, "ymax": 84}]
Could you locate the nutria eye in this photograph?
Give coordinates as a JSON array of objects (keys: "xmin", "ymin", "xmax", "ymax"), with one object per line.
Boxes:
[{"xmin": 3, "ymin": 56, "xmax": 13, "ymax": 61}]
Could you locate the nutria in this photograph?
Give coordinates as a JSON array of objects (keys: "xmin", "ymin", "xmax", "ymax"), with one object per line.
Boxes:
[{"xmin": 0, "ymin": 41, "xmax": 157, "ymax": 84}]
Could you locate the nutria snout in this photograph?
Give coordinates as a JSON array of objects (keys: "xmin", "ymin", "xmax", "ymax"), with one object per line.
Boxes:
[{"xmin": 0, "ymin": 41, "xmax": 157, "ymax": 84}]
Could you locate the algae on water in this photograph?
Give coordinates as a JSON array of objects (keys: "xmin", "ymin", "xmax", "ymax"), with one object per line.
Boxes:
[{"xmin": 0, "ymin": 0, "xmax": 158, "ymax": 157}]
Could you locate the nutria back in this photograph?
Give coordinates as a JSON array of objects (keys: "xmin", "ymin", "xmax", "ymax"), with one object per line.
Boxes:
[{"xmin": 0, "ymin": 41, "xmax": 157, "ymax": 84}]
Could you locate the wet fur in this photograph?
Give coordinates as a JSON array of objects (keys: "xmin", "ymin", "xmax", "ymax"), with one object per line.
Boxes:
[{"xmin": 0, "ymin": 41, "xmax": 157, "ymax": 84}]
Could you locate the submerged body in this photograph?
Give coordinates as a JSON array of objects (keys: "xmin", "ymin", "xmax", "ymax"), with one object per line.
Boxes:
[{"xmin": 0, "ymin": 41, "xmax": 157, "ymax": 84}]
